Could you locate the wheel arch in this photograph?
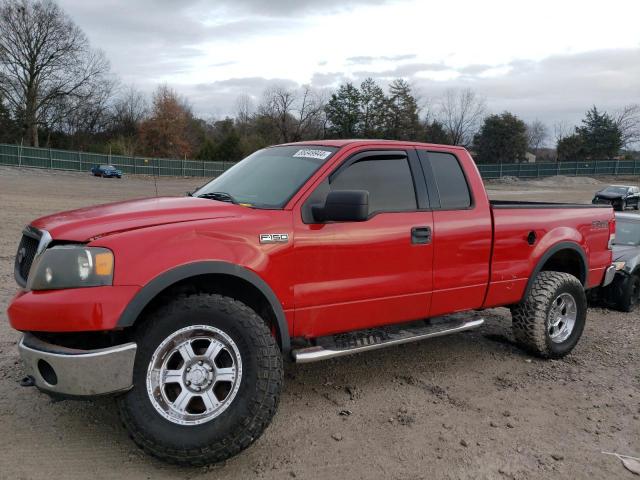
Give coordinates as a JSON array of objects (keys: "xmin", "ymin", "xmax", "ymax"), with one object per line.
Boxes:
[
  {"xmin": 523, "ymin": 242, "xmax": 588, "ymax": 300},
  {"xmin": 117, "ymin": 261, "xmax": 290, "ymax": 355}
]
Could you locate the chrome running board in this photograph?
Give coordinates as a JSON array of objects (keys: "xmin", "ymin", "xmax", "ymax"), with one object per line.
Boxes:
[{"xmin": 292, "ymin": 315, "xmax": 484, "ymax": 363}]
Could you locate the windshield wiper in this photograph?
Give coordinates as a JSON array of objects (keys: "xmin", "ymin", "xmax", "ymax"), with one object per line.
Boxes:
[{"xmin": 197, "ymin": 191, "xmax": 238, "ymax": 204}]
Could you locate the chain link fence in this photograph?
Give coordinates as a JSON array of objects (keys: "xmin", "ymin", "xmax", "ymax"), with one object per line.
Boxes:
[
  {"xmin": 1, "ymin": 143, "xmax": 639, "ymax": 180},
  {"xmin": 477, "ymin": 159, "xmax": 640, "ymax": 179},
  {"xmin": 0, "ymin": 143, "xmax": 231, "ymax": 178}
]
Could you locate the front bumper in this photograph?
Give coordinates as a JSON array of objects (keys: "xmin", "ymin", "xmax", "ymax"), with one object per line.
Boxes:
[
  {"xmin": 8, "ymin": 285, "xmax": 140, "ymax": 332},
  {"xmin": 601, "ymin": 264, "xmax": 616, "ymax": 287},
  {"xmin": 19, "ymin": 333, "xmax": 136, "ymax": 397}
]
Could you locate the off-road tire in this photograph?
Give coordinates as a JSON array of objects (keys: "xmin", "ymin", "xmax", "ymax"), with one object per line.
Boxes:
[
  {"xmin": 511, "ymin": 271, "xmax": 587, "ymax": 359},
  {"xmin": 117, "ymin": 293, "xmax": 283, "ymax": 466}
]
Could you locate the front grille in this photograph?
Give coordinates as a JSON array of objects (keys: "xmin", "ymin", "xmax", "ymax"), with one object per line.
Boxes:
[{"xmin": 14, "ymin": 229, "xmax": 42, "ymax": 287}]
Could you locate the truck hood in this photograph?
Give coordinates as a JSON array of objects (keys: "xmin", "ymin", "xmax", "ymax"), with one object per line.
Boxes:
[{"xmin": 31, "ymin": 196, "xmax": 240, "ymax": 242}]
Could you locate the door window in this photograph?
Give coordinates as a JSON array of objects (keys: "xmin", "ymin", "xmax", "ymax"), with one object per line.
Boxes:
[{"xmin": 330, "ymin": 157, "xmax": 417, "ymax": 214}]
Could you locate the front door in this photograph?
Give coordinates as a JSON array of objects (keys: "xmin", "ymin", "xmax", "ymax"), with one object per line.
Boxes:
[{"xmin": 292, "ymin": 149, "xmax": 434, "ymax": 338}]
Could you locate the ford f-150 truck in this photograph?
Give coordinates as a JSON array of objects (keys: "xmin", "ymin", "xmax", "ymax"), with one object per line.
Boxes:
[{"xmin": 8, "ymin": 140, "xmax": 616, "ymax": 465}]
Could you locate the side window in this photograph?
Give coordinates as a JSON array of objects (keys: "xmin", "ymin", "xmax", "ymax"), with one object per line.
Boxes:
[
  {"xmin": 331, "ymin": 157, "xmax": 417, "ymax": 214},
  {"xmin": 422, "ymin": 152, "xmax": 471, "ymax": 209}
]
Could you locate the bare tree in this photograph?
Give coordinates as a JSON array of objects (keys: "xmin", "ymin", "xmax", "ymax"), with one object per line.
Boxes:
[
  {"xmin": 110, "ymin": 85, "xmax": 148, "ymax": 137},
  {"xmin": 259, "ymin": 85, "xmax": 296, "ymax": 142},
  {"xmin": 0, "ymin": 0, "xmax": 111, "ymax": 146},
  {"xmin": 553, "ymin": 121, "xmax": 571, "ymax": 145},
  {"xmin": 293, "ymin": 85, "xmax": 326, "ymax": 141},
  {"xmin": 614, "ymin": 104, "xmax": 640, "ymax": 149},
  {"xmin": 234, "ymin": 94, "xmax": 253, "ymax": 125},
  {"xmin": 438, "ymin": 88, "xmax": 486, "ymax": 146},
  {"xmin": 526, "ymin": 120, "xmax": 548, "ymax": 153}
]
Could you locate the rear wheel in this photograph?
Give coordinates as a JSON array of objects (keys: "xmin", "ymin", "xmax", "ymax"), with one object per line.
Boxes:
[
  {"xmin": 511, "ymin": 271, "xmax": 587, "ymax": 358},
  {"xmin": 118, "ymin": 293, "xmax": 283, "ymax": 465}
]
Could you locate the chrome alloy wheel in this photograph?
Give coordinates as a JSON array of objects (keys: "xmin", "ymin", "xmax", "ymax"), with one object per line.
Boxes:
[
  {"xmin": 547, "ymin": 292, "xmax": 577, "ymax": 343},
  {"xmin": 146, "ymin": 325, "xmax": 242, "ymax": 426}
]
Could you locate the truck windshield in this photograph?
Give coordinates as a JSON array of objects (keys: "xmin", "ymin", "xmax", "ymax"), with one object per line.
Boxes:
[
  {"xmin": 193, "ymin": 145, "xmax": 338, "ymax": 208},
  {"xmin": 614, "ymin": 219, "xmax": 640, "ymax": 246}
]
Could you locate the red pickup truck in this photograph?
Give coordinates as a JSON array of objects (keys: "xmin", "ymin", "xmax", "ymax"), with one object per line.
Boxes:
[{"xmin": 8, "ymin": 140, "xmax": 615, "ymax": 465}]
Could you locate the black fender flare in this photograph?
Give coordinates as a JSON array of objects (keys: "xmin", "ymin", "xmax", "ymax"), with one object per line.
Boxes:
[
  {"xmin": 523, "ymin": 242, "xmax": 588, "ymax": 299},
  {"xmin": 117, "ymin": 261, "xmax": 290, "ymax": 354}
]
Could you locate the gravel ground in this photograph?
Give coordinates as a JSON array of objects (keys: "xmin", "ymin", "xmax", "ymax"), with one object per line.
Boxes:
[{"xmin": 0, "ymin": 166, "xmax": 638, "ymax": 480}]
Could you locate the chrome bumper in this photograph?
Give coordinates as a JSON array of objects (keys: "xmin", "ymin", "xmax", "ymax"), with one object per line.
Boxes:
[
  {"xmin": 18, "ymin": 334, "xmax": 136, "ymax": 397},
  {"xmin": 601, "ymin": 264, "xmax": 616, "ymax": 287}
]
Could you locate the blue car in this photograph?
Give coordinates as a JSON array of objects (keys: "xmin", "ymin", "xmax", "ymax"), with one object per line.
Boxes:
[{"xmin": 91, "ymin": 164, "xmax": 122, "ymax": 178}]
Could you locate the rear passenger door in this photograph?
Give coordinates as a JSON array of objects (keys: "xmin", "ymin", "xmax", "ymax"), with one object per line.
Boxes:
[
  {"xmin": 416, "ymin": 149, "xmax": 493, "ymax": 316},
  {"xmin": 292, "ymin": 150, "xmax": 434, "ymax": 338}
]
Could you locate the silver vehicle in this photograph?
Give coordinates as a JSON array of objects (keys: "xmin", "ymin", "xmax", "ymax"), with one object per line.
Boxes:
[{"xmin": 602, "ymin": 212, "xmax": 640, "ymax": 311}]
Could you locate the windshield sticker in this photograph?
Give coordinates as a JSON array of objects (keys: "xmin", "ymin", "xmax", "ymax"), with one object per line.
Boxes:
[{"xmin": 293, "ymin": 149, "xmax": 332, "ymax": 160}]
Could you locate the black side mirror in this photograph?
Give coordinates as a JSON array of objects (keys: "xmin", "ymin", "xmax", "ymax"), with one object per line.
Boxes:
[{"xmin": 312, "ymin": 190, "xmax": 369, "ymax": 222}]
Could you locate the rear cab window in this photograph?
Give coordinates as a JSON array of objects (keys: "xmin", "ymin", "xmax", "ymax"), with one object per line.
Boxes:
[{"xmin": 418, "ymin": 151, "xmax": 472, "ymax": 210}]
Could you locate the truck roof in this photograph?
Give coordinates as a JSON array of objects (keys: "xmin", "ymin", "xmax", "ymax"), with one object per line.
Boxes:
[{"xmin": 276, "ymin": 139, "xmax": 468, "ymax": 151}]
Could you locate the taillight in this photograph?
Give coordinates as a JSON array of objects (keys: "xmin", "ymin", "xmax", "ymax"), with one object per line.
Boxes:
[{"xmin": 608, "ymin": 217, "xmax": 616, "ymax": 249}]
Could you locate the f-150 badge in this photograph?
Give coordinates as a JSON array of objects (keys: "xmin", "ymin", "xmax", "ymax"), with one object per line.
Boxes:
[{"xmin": 259, "ymin": 233, "xmax": 289, "ymax": 244}]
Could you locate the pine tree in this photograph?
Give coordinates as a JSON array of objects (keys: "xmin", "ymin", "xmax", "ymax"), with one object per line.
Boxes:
[
  {"xmin": 359, "ymin": 78, "xmax": 387, "ymax": 138},
  {"xmin": 324, "ymin": 83, "xmax": 362, "ymax": 138},
  {"xmin": 386, "ymin": 79, "xmax": 420, "ymax": 140},
  {"xmin": 575, "ymin": 106, "xmax": 622, "ymax": 159}
]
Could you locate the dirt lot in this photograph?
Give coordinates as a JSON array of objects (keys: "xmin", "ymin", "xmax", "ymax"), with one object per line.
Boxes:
[{"xmin": 0, "ymin": 166, "xmax": 638, "ymax": 480}]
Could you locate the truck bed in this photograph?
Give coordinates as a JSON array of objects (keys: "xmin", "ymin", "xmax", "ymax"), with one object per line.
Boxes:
[{"xmin": 483, "ymin": 200, "xmax": 614, "ymax": 308}]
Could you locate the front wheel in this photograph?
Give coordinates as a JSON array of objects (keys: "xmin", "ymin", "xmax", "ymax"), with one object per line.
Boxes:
[
  {"xmin": 118, "ymin": 293, "xmax": 283, "ymax": 465},
  {"xmin": 617, "ymin": 273, "xmax": 640, "ymax": 312},
  {"xmin": 511, "ymin": 271, "xmax": 587, "ymax": 358}
]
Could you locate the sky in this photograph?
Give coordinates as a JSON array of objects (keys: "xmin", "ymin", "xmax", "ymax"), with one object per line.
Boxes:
[{"xmin": 59, "ymin": 0, "xmax": 640, "ymax": 134}]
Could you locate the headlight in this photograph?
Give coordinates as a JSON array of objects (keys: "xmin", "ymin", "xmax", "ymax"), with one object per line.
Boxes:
[
  {"xmin": 613, "ymin": 261, "xmax": 626, "ymax": 271},
  {"xmin": 28, "ymin": 246, "xmax": 114, "ymax": 290}
]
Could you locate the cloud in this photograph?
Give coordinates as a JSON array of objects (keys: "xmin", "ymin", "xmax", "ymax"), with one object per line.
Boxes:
[
  {"xmin": 410, "ymin": 48, "xmax": 640, "ymax": 126},
  {"xmin": 55, "ymin": 0, "xmax": 640, "ymax": 133},
  {"xmin": 184, "ymin": 77, "xmax": 299, "ymax": 117},
  {"xmin": 346, "ymin": 54, "xmax": 417, "ymax": 65},
  {"xmin": 310, "ymin": 72, "xmax": 349, "ymax": 87},
  {"xmin": 57, "ymin": 0, "xmax": 308, "ymax": 85},
  {"xmin": 215, "ymin": 0, "xmax": 393, "ymax": 15},
  {"xmin": 164, "ymin": 49, "xmax": 640, "ymax": 127},
  {"xmin": 353, "ymin": 62, "xmax": 450, "ymax": 78},
  {"xmin": 458, "ymin": 64, "xmax": 493, "ymax": 75}
]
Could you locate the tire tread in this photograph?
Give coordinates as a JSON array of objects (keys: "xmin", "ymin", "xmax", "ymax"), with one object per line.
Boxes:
[{"xmin": 511, "ymin": 271, "xmax": 585, "ymax": 359}]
